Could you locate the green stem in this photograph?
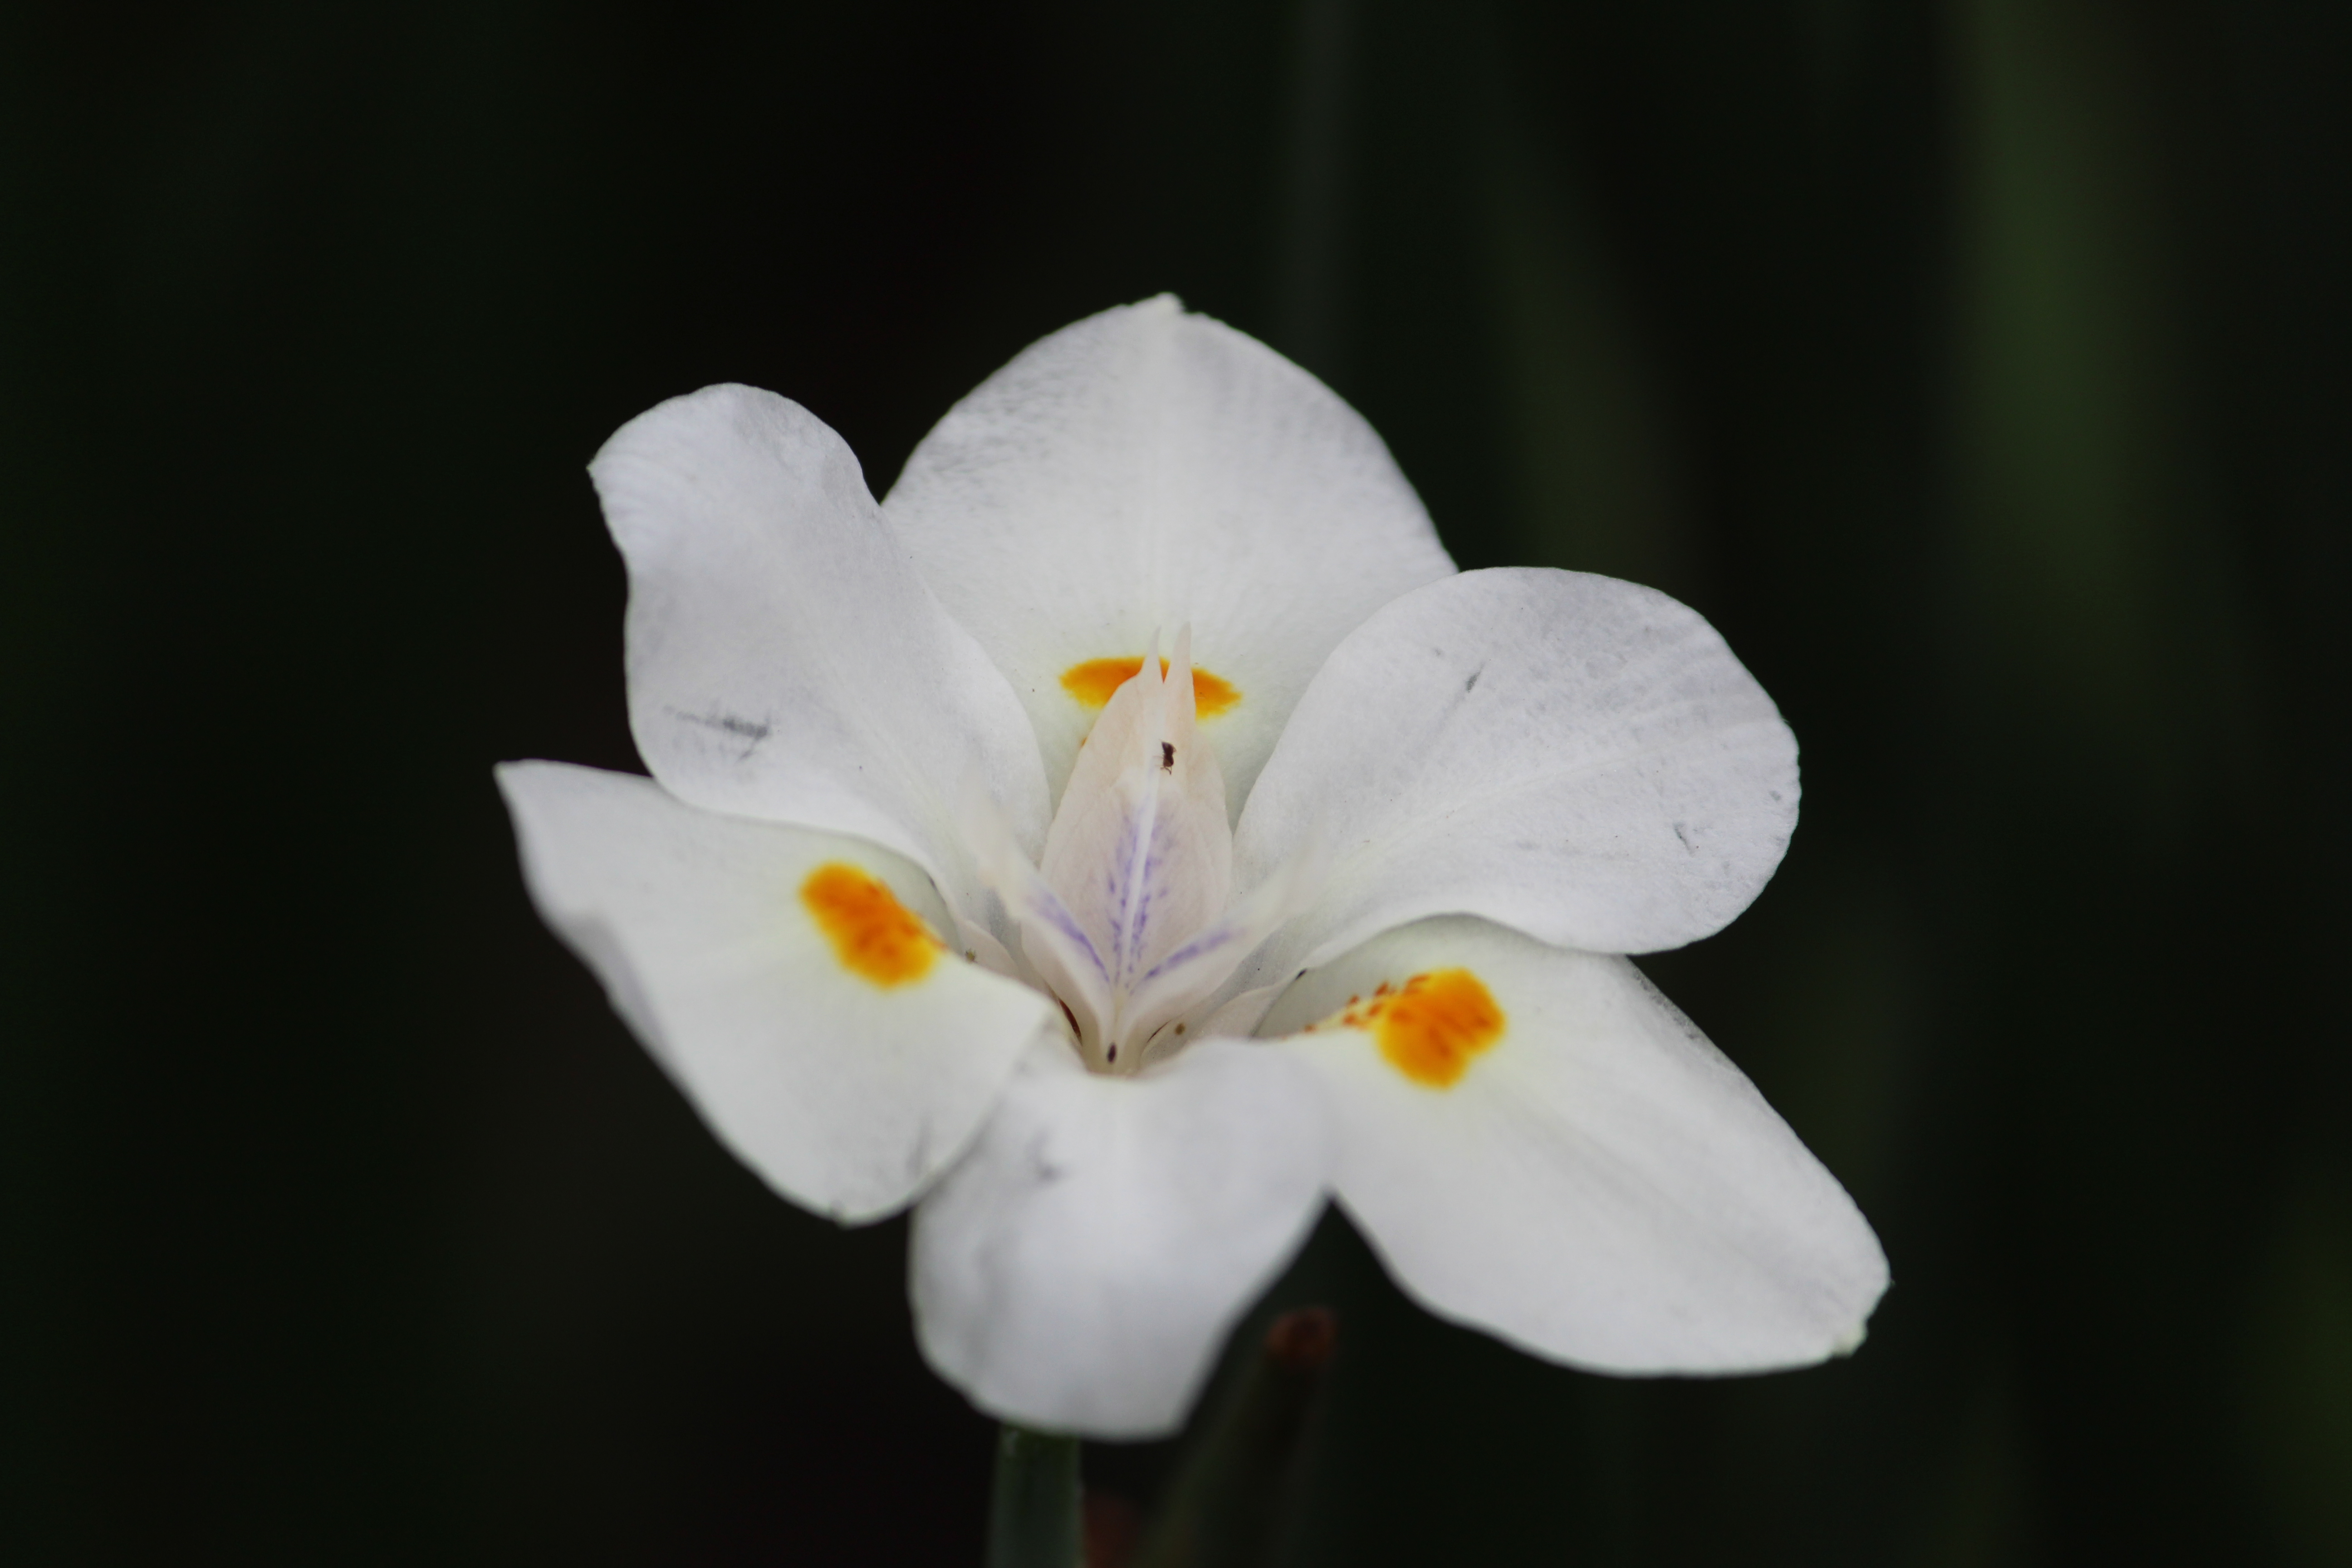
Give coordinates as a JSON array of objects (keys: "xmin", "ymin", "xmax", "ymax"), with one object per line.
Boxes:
[
  {"xmin": 1133, "ymin": 1307, "xmax": 1338, "ymax": 1568},
  {"xmin": 986, "ymin": 1425, "xmax": 1082, "ymax": 1568}
]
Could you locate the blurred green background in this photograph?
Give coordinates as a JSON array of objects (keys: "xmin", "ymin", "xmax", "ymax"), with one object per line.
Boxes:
[{"xmin": 6, "ymin": 0, "xmax": 2346, "ymax": 1562}]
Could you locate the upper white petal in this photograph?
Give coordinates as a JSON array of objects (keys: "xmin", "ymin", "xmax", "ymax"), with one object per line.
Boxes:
[
  {"xmin": 882, "ymin": 296, "xmax": 1455, "ymax": 814},
  {"xmin": 500, "ymin": 761, "xmax": 1056, "ymax": 1224},
  {"xmin": 592, "ymin": 384, "xmax": 1051, "ymax": 922},
  {"xmin": 1233, "ymin": 567, "xmax": 1799, "ymax": 981},
  {"xmin": 909, "ymin": 1037, "xmax": 1331, "ymax": 1438},
  {"xmin": 1264, "ymin": 917, "xmax": 1886, "ymax": 1373}
]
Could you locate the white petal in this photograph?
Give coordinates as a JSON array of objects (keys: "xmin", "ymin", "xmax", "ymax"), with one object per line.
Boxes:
[
  {"xmin": 883, "ymin": 297, "xmax": 1455, "ymax": 814},
  {"xmin": 1263, "ymin": 917, "xmax": 1886, "ymax": 1373},
  {"xmin": 909, "ymin": 1038, "xmax": 1332, "ymax": 1438},
  {"xmin": 1233, "ymin": 568, "xmax": 1799, "ymax": 982},
  {"xmin": 592, "ymin": 384, "xmax": 1050, "ymax": 922},
  {"xmin": 499, "ymin": 761, "xmax": 1056, "ymax": 1224}
]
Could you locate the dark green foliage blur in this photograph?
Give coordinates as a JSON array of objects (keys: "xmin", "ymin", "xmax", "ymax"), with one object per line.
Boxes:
[{"xmin": 5, "ymin": 0, "xmax": 2344, "ymax": 1561}]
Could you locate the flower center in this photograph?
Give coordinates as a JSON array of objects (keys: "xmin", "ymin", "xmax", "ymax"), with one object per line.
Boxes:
[
  {"xmin": 966, "ymin": 629, "xmax": 1325, "ymax": 1076},
  {"xmin": 1034, "ymin": 630, "xmax": 1235, "ymax": 1068}
]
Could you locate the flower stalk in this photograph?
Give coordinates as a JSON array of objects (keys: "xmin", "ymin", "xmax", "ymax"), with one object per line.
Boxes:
[
  {"xmin": 987, "ymin": 1425, "xmax": 1082, "ymax": 1568},
  {"xmin": 1134, "ymin": 1306, "xmax": 1338, "ymax": 1568}
]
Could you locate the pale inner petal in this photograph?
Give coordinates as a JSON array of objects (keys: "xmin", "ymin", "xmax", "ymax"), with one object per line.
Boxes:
[{"xmin": 1029, "ymin": 628, "xmax": 1225, "ymax": 1064}]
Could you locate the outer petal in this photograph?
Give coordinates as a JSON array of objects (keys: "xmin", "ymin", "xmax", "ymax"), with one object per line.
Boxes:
[
  {"xmin": 1232, "ymin": 568, "xmax": 1799, "ymax": 981},
  {"xmin": 909, "ymin": 1038, "xmax": 1331, "ymax": 1437},
  {"xmin": 500, "ymin": 761, "xmax": 1056, "ymax": 1224},
  {"xmin": 882, "ymin": 297, "xmax": 1455, "ymax": 814},
  {"xmin": 1263, "ymin": 917, "xmax": 1886, "ymax": 1373},
  {"xmin": 591, "ymin": 384, "xmax": 1050, "ymax": 921}
]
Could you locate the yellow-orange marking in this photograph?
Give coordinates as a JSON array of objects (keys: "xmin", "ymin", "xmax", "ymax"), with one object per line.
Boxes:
[
  {"xmin": 800, "ymin": 862, "xmax": 942, "ymax": 988},
  {"xmin": 1059, "ymin": 656, "xmax": 1241, "ymax": 718},
  {"xmin": 1338, "ymin": 969, "xmax": 1505, "ymax": 1088}
]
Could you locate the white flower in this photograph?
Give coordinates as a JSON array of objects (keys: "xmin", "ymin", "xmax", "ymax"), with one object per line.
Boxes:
[{"xmin": 498, "ymin": 297, "xmax": 1887, "ymax": 1440}]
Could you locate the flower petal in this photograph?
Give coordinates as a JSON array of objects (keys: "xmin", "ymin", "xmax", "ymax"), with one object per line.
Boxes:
[
  {"xmin": 882, "ymin": 297, "xmax": 1455, "ymax": 814},
  {"xmin": 1263, "ymin": 917, "xmax": 1886, "ymax": 1373},
  {"xmin": 1233, "ymin": 568, "xmax": 1799, "ymax": 979},
  {"xmin": 591, "ymin": 384, "xmax": 1051, "ymax": 922},
  {"xmin": 909, "ymin": 1038, "xmax": 1331, "ymax": 1437},
  {"xmin": 499, "ymin": 761, "xmax": 1057, "ymax": 1224}
]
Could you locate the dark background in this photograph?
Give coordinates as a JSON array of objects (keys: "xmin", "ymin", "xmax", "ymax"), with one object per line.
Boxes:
[{"xmin": 8, "ymin": 0, "xmax": 2347, "ymax": 1562}]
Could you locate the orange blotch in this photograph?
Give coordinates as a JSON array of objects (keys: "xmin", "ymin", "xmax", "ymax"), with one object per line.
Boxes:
[
  {"xmin": 1059, "ymin": 656, "xmax": 1241, "ymax": 718},
  {"xmin": 800, "ymin": 862, "xmax": 942, "ymax": 988},
  {"xmin": 1340, "ymin": 968, "xmax": 1506, "ymax": 1088}
]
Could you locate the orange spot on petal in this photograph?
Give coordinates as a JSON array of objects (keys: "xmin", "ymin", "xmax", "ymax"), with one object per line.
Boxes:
[
  {"xmin": 801, "ymin": 862, "xmax": 941, "ymax": 988},
  {"xmin": 1348, "ymin": 968, "xmax": 1505, "ymax": 1088},
  {"xmin": 1060, "ymin": 656, "xmax": 1241, "ymax": 718}
]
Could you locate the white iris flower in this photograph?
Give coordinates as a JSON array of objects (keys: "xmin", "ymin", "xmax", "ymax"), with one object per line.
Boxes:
[{"xmin": 499, "ymin": 297, "xmax": 1887, "ymax": 1439}]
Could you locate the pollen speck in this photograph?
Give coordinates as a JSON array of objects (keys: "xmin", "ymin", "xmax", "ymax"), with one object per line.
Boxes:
[
  {"xmin": 1060, "ymin": 656, "xmax": 1241, "ymax": 717},
  {"xmin": 1339, "ymin": 968, "xmax": 1504, "ymax": 1088},
  {"xmin": 801, "ymin": 862, "xmax": 941, "ymax": 987}
]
